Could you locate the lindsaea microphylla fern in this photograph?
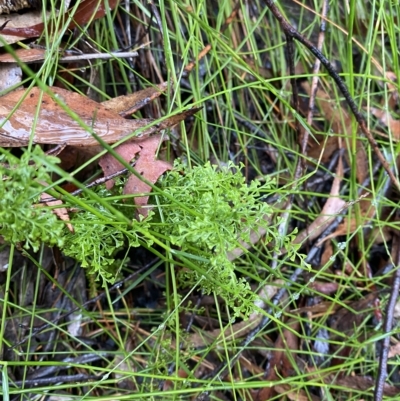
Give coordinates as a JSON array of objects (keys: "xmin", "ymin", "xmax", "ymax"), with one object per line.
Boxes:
[
  {"xmin": 0, "ymin": 147, "xmax": 65, "ymax": 252},
  {"xmin": 150, "ymin": 161, "xmax": 298, "ymax": 316},
  {"xmin": 0, "ymin": 148, "xmax": 303, "ymax": 316}
]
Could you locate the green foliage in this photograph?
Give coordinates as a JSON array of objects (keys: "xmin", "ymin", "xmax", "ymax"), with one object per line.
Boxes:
[
  {"xmin": 152, "ymin": 161, "xmax": 283, "ymax": 316},
  {"xmin": 61, "ymin": 210, "xmax": 125, "ymax": 282},
  {"xmin": 0, "ymin": 147, "xmax": 65, "ymax": 252},
  {"xmin": 0, "ymin": 153, "xmax": 300, "ymax": 316},
  {"xmin": 156, "ymin": 162, "xmax": 274, "ymax": 252}
]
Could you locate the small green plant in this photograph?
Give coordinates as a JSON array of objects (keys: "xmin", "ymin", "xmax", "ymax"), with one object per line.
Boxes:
[
  {"xmin": 61, "ymin": 210, "xmax": 126, "ymax": 281},
  {"xmin": 0, "ymin": 147, "xmax": 64, "ymax": 252},
  {"xmin": 152, "ymin": 161, "xmax": 282, "ymax": 315},
  {"xmin": 0, "ymin": 151, "xmax": 301, "ymax": 315}
]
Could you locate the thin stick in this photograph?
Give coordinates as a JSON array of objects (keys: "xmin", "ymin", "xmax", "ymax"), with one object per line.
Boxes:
[{"xmin": 304, "ymin": 0, "xmax": 329, "ymax": 153}]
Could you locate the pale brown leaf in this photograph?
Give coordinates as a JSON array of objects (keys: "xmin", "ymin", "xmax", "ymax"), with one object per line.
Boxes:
[
  {"xmin": 293, "ymin": 156, "xmax": 345, "ymax": 245},
  {"xmin": 98, "ymin": 142, "xmax": 142, "ymax": 190},
  {"xmin": 0, "ymin": 86, "xmax": 201, "ymax": 147},
  {"xmin": 388, "ymin": 341, "xmax": 400, "ymax": 359},
  {"xmin": 0, "ymin": 48, "xmax": 47, "ymax": 63},
  {"xmin": 99, "ymin": 134, "xmax": 172, "ymax": 218},
  {"xmin": 370, "ymin": 107, "xmax": 400, "ymax": 141},
  {"xmin": 102, "ymin": 82, "xmax": 169, "ymax": 117},
  {"xmin": 0, "ymin": 63, "xmax": 21, "ymax": 91},
  {"xmin": 0, "ymin": 11, "xmax": 48, "ymax": 45}
]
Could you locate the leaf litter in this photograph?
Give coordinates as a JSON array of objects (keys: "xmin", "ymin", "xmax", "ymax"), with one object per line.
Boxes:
[{"xmin": 0, "ymin": 85, "xmax": 200, "ymax": 215}]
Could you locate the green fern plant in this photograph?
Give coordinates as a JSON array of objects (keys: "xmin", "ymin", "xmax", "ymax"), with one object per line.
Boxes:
[
  {"xmin": 151, "ymin": 161, "xmax": 283, "ymax": 316},
  {"xmin": 0, "ymin": 150, "xmax": 302, "ymax": 316},
  {"xmin": 0, "ymin": 147, "xmax": 64, "ymax": 252}
]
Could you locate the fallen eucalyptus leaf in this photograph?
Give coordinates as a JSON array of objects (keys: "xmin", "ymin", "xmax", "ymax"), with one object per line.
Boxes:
[{"xmin": 0, "ymin": 86, "xmax": 201, "ymax": 147}]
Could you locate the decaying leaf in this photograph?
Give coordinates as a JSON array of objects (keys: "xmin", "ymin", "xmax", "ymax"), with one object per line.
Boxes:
[
  {"xmin": 0, "ymin": 86, "xmax": 200, "ymax": 147},
  {"xmin": 274, "ymin": 384, "xmax": 321, "ymax": 401},
  {"xmin": 293, "ymin": 156, "xmax": 345, "ymax": 245},
  {"xmin": 0, "ymin": 11, "xmax": 48, "ymax": 45},
  {"xmin": 123, "ymin": 136, "xmax": 173, "ymax": 217},
  {"xmin": 1, "ymin": 84, "xmax": 200, "ymax": 222},
  {"xmin": 323, "ymin": 190, "xmax": 376, "ymax": 240},
  {"xmin": 102, "ymin": 81, "xmax": 169, "ymax": 117},
  {"xmin": 0, "ymin": 86, "xmax": 153, "ymax": 146},
  {"xmin": 99, "ymin": 134, "xmax": 172, "ymax": 218},
  {"xmin": 0, "ymin": 47, "xmax": 139, "ymax": 64},
  {"xmin": 99, "ymin": 142, "xmax": 143, "ymax": 190},
  {"xmin": 0, "ymin": 0, "xmax": 119, "ymax": 45},
  {"xmin": 0, "ymin": 0, "xmax": 40, "ymax": 14},
  {"xmin": 0, "ymin": 62, "xmax": 21, "ymax": 91},
  {"xmin": 370, "ymin": 106, "xmax": 400, "ymax": 141},
  {"xmin": 369, "ymin": 74, "xmax": 400, "ymax": 145},
  {"xmin": 0, "ymin": 47, "xmax": 52, "ymax": 63}
]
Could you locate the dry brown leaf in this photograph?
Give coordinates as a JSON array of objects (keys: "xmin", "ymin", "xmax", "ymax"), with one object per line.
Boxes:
[
  {"xmin": 0, "ymin": 63, "xmax": 21, "ymax": 91},
  {"xmin": 0, "ymin": 0, "xmax": 119, "ymax": 44},
  {"xmin": 324, "ymin": 191, "xmax": 376, "ymax": 240},
  {"xmin": 0, "ymin": 47, "xmax": 47, "ymax": 63},
  {"xmin": 292, "ymin": 301, "xmax": 341, "ymax": 317},
  {"xmin": 0, "ymin": 87, "xmax": 200, "ymax": 147},
  {"xmin": 0, "ymin": 87, "xmax": 158, "ymax": 146},
  {"xmin": 320, "ymin": 240, "xmax": 333, "ymax": 266},
  {"xmin": 388, "ymin": 341, "xmax": 400, "ymax": 358},
  {"xmin": 294, "ymin": 156, "xmax": 345, "ymax": 246},
  {"xmin": 98, "ymin": 142, "xmax": 142, "ymax": 190},
  {"xmin": 323, "ymin": 374, "xmax": 400, "ymax": 397},
  {"xmin": 0, "ymin": 11, "xmax": 48, "ymax": 45},
  {"xmin": 102, "ymin": 82, "xmax": 169, "ymax": 117},
  {"xmin": 0, "ymin": 48, "xmax": 139, "ymax": 64},
  {"xmin": 309, "ymin": 280, "xmax": 339, "ymax": 295},
  {"xmin": 123, "ymin": 135, "xmax": 172, "ymax": 217},
  {"xmin": 99, "ymin": 135, "xmax": 172, "ymax": 218},
  {"xmin": 274, "ymin": 384, "xmax": 321, "ymax": 401},
  {"xmin": 370, "ymin": 106, "xmax": 400, "ymax": 141},
  {"xmin": 254, "ymin": 319, "xmax": 300, "ymax": 401},
  {"xmin": 1, "ymin": 85, "xmax": 200, "ymax": 224}
]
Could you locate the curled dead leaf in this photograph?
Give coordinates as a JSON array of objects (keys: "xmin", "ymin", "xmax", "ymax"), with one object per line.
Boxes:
[
  {"xmin": 0, "ymin": 0, "xmax": 119, "ymax": 44},
  {"xmin": 0, "ymin": 86, "xmax": 201, "ymax": 147},
  {"xmin": 102, "ymin": 81, "xmax": 169, "ymax": 117}
]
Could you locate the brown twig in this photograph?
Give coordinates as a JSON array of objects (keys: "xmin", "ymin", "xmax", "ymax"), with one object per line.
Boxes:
[{"xmin": 304, "ymin": 0, "xmax": 329, "ymax": 153}]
